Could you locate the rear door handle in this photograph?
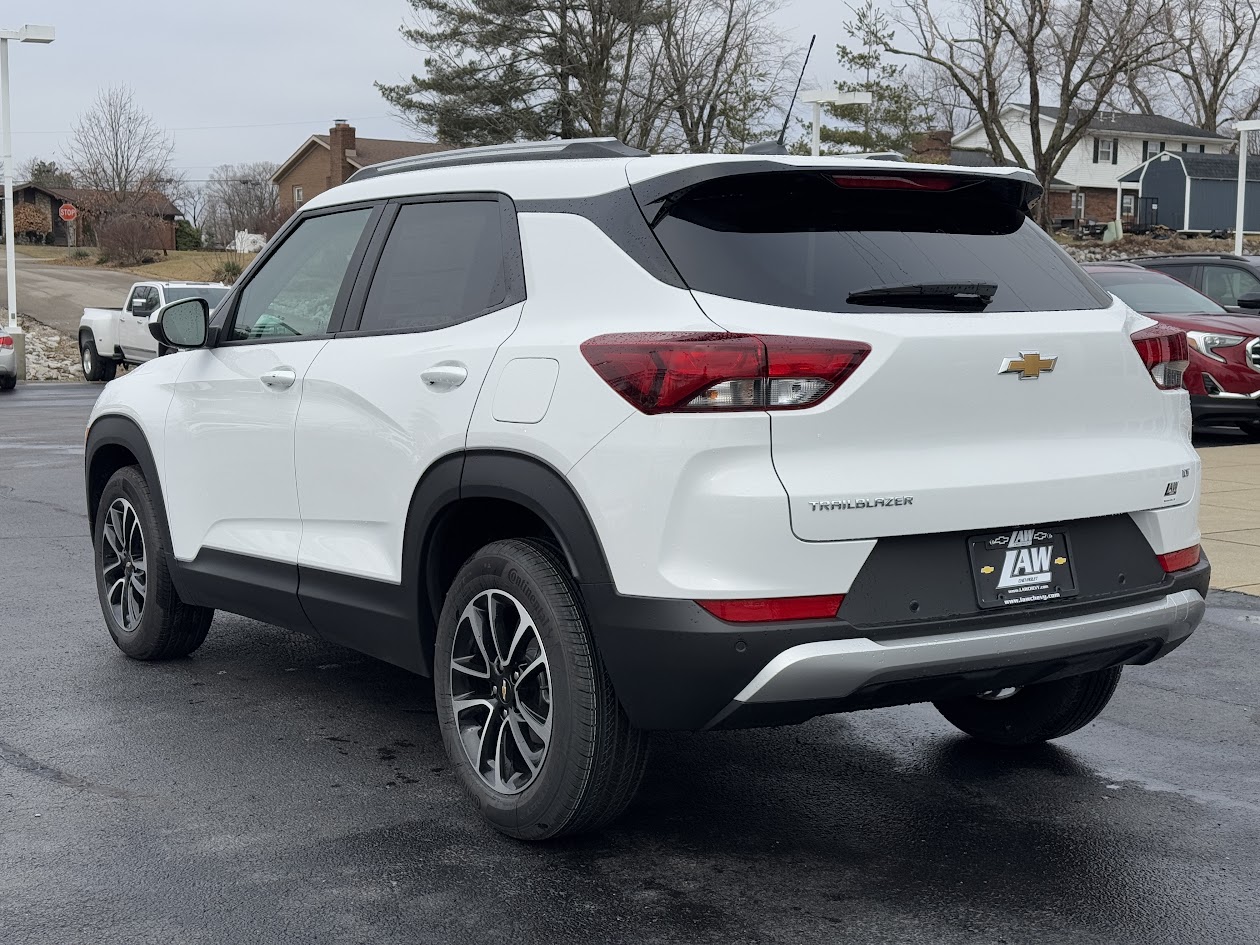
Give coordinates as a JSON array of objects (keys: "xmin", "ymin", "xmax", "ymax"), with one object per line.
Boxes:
[
  {"xmin": 421, "ymin": 363, "xmax": 468, "ymax": 391},
  {"xmin": 260, "ymin": 368, "xmax": 297, "ymax": 391}
]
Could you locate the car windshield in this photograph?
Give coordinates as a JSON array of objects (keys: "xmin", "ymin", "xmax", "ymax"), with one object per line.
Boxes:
[
  {"xmin": 166, "ymin": 286, "xmax": 229, "ymax": 310},
  {"xmin": 1089, "ymin": 270, "xmax": 1227, "ymax": 315}
]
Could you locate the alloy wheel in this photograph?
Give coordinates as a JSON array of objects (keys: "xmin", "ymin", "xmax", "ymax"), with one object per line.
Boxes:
[
  {"xmin": 82, "ymin": 347, "xmax": 93, "ymax": 376},
  {"xmin": 101, "ymin": 497, "xmax": 147, "ymax": 632},
  {"xmin": 449, "ymin": 589, "xmax": 553, "ymax": 795}
]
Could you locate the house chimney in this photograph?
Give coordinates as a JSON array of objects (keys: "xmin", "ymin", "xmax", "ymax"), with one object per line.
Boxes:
[
  {"xmin": 329, "ymin": 119, "xmax": 357, "ymax": 188},
  {"xmin": 911, "ymin": 129, "xmax": 954, "ymax": 164}
]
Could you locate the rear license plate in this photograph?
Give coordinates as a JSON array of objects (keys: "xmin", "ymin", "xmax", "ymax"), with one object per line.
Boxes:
[{"xmin": 968, "ymin": 527, "xmax": 1078, "ymax": 609}]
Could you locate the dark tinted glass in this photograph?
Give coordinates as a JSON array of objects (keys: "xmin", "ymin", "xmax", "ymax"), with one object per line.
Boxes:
[
  {"xmin": 1090, "ymin": 270, "xmax": 1226, "ymax": 314},
  {"xmin": 359, "ymin": 200, "xmax": 506, "ymax": 332},
  {"xmin": 648, "ymin": 172, "xmax": 1110, "ymax": 313}
]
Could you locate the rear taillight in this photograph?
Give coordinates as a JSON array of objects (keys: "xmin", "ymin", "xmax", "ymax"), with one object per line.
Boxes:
[
  {"xmin": 1131, "ymin": 324, "xmax": 1189, "ymax": 390},
  {"xmin": 830, "ymin": 174, "xmax": 959, "ymax": 191},
  {"xmin": 580, "ymin": 333, "xmax": 870, "ymax": 414},
  {"xmin": 1157, "ymin": 545, "xmax": 1201, "ymax": 573},
  {"xmin": 697, "ymin": 595, "xmax": 844, "ymax": 622},
  {"xmin": 0, "ymin": 335, "xmax": 12, "ymax": 348}
]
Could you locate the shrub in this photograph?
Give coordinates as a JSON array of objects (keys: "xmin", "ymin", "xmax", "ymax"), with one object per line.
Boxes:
[
  {"xmin": 71, "ymin": 248, "xmax": 91, "ymax": 260},
  {"xmin": 211, "ymin": 259, "xmax": 244, "ymax": 284},
  {"xmin": 95, "ymin": 211, "xmax": 163, "ymax": 266},
  {"xmin": 175, "ymin": 220, "xmax": 203, "ymax": 251}
]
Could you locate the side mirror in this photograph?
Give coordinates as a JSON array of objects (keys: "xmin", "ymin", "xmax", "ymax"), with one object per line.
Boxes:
[
  {"xmin": 149, "ymin": 298, "xmax": 209, "ymax": 350},
  {"xmin": 1236, "ymin": 291, "xmax": 1260, "ymax": 311}
]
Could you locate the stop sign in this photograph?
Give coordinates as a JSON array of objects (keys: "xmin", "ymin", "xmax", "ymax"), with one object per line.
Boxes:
[{"xmin": 58, "ymin": 203, "xmax": 78, "ymax": 222}]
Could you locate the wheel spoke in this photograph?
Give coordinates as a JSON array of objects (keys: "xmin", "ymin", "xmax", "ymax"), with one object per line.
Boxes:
[
  {"xmin": 517, "ymin": 654, "xmax": 546, "ymax": 683},
  {"xmin": 486, "ymin": 593, "xmax": 506, "ymax": 663},
  {"xmin": 505, "ymin": 620, "xmax": 535, "ymax": 665},
  {"xmin": 491, "ymin": 713, "xmax": 509, "ymax": 791},
  {"xmin": 517, "ymin": 700, "xmax": 550, "ymax": 739},
  {"xmin": 451, "ymin": 657, "xmax": 490, "ymax": 679},
  {"xmin": 452, "ymin": 696, "xmax": 495, "ymax": 716},
  {"xmin": 464, "ymin": 607, "xmax": 492, "ymax": 668},
  {"xmin": 506, "ymin": 712, "xmax": 542, "ymax": 773}
]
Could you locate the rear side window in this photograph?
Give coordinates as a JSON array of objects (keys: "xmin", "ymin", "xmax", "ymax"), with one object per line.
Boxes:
[
  {"xmin": 645, "ymin": 171, "xmax": 1110, "ymax": 313},
  {"xmin": 359, "ymin": 200, "xmax": 506, "ymax": 333}
]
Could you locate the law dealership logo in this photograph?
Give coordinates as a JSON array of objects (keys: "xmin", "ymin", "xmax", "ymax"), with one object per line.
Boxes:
[{"xmin": 989, "ymin": 528, "xmax": 1057, "ymax": 589}]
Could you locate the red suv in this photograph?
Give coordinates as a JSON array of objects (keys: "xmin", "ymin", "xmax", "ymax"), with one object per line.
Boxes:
[{"xmin": 1084, "ymin": 263, "xmax": 1260, "ymax": 438}]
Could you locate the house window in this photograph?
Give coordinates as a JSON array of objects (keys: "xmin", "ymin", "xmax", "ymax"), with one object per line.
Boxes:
[
  {"xmin": 1122, "ymin": 194, "xmax": 1135, "ymax": 216},
  {"xmin": 1094, "ymin": 137, "xmax": 1117, "ymax": 164},
  {"xmin": 1071, "ymin": 191, "xmax": 1085, "ymax": 216},
  {"xmin": 1181, "ymin": 142, "xmax": 1189, "ymax": 152},
  {"xmin": 1142, "ymin": 140, "xmax": 1151, "ymax": 161},
  {"xmin": 1158, "ymin": 141, "xmax": 1166, "ymax": 152},
  {"xmin": 1200, "ymin": 144, "xmax": 1207, "ymax": 153},
  {"xmin": 293, "ymin": 185, "xmax": 304, "ymax": 207}
]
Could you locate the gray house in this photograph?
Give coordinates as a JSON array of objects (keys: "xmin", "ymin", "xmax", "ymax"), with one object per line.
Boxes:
[{"xmin": 1119, "ymin": 152, "xmax": 1260, "ymax": 233}]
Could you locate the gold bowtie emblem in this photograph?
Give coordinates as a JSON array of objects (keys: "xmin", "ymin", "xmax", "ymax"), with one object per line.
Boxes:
[{"xmin": 999, "ymin": 352, "xmax": 1057, "ymax": 379}]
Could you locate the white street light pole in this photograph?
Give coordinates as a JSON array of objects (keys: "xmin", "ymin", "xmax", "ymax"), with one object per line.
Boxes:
[
  {"xmin": 1234, "ymin": 119, "xmax": 1260, "ymax": 256},
  {"xmin": 799, "ymin": 90, "xmax": 875, "ymax": 157},
  {"xmin": 1, "ymin": 24, "xmax": 56, "ymax": 340}
]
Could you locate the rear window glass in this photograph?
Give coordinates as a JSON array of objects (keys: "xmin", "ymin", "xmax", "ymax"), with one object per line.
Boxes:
[
  {"xmin": 645, "ymin": 171, "xmax": 1110, "ymax": 313},
  {"xmin": 1089, "ymin": 270, "xmax": 1226, "ymax": 315}
]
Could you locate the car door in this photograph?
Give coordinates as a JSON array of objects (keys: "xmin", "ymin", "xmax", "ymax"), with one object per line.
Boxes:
[
  {"xmin": 1201, "ymin": 263, "xmax": 1260, "ymax": 311},
  {"xmin": 292, "ymin": 195, "xmax": 524, "ymax": 653},
  {"xmin": 163, "ymin": 202, "xmax": 381, "ymax": 572},
  {"xmin": 119, "ymin": 285, "xmax": 157, "ymax": 361}
]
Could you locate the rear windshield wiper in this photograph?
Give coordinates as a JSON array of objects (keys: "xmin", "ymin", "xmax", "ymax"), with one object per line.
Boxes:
[{"xmin": 846, "ymin": 282, "xmax": 998, "ymax": 309}]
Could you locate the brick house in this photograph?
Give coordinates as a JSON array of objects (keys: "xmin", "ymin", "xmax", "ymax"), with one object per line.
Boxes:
[
  {"xmin": 952, "ymin": 106, "xmax": 1231, "ymax": 227},
  {"xmin": 272, "ymin": 121, "xmax": 447, "ymax": 214},
  {"xmin": 907, "ymin": 130, "xmax": 1075, "ymax": 211},
  {"xmin": 6, "ymin": 183, "xmax": 179, "ymax": 249}
]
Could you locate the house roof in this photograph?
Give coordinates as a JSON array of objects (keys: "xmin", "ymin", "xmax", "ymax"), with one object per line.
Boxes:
[
  {"xmin": 1028, "ymin": 105, "xmax": 1230, "ymax": 141},
  {"xmin": 16, "ymin": 182, "xmax": 181, "ymax": 217},
  {"xmin": 1119, "ymin": 152, "xmax": 1260, "ymax": 183},
  {"xmin": 271, "ymin": 134, "xmax": 446, "ymax": 183}
]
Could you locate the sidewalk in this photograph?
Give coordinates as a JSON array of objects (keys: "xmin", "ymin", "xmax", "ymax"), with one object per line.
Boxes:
[{"xmin": 1197, "ymin": 442, "xmax": 1260, "ymax": 593}]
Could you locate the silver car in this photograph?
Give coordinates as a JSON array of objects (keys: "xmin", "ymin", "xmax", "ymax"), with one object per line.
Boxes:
[{"xmin": 0, "ymin": 327, "xmax": 16, "ymax": 391}]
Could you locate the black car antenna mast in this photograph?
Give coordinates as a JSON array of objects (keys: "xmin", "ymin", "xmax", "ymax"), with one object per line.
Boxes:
[{"xmin": 778, "ymin": 34, "xmax": 816, "ymax": 149}]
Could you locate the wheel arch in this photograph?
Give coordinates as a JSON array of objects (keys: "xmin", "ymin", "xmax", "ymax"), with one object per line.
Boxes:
[
  {"xmin": 85, "ymin": 415, "xmax": 172, "ymax": 553},
  {"xmin": 406, "ymin": 449, "xmax": 614, "ymax": 670}
]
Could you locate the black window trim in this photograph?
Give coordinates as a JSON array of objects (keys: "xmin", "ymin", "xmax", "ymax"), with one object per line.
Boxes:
[
  {"xmin": 212, "ymin": 199, "xmax": 385, "ymax": 349},
  {"xmin": 336, "ymin": 191, "xmax": 526, "ymax": 339}
]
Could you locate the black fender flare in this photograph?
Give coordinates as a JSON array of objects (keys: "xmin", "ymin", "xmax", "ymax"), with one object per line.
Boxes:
[{"xmin": 84, "ymin": 415, "xmax": 171, "ymax": 547}]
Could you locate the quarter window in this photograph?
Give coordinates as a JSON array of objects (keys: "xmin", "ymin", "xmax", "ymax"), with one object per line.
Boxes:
[
  {"xmin": 1203, "ymin": 265, "xmax": 1260, "ymax": 307},
  {"xmin": 358, "ymin": 200, "xmax": 506, "ymax": 333},
  {"xmin": 230, "ymin": 208, "xmax": 373, "ymax": 341}
]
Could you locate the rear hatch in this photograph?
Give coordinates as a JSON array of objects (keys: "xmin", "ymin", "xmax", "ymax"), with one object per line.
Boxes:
[{"xmin": 629, "ymin": 161, "xmax": 1198, "ymax": 542}]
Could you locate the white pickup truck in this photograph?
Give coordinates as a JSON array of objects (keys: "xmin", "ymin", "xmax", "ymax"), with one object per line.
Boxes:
[{"xmin": 79, "ymin": 281, "xmax": 229, "ymax": 381}]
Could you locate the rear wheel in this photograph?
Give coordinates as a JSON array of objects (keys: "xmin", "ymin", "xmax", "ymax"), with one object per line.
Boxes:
[
  {"xmin": 0, "ymin": 375, "xmax": 14, "ymax": 391},
  {"xmin": 94, "ymin": 466, "xmax": 213, "ymax": 660},
  {"xmin": 80, "ymin": 336, "xmax": 116, "ymax": 382},
  {"xmin": 435, "ymin": 538, "xmax": 648, "ymax": 840},
  {"xmin": 933, "ymin": 666, "xmax": 1122, "ymax": 746}
]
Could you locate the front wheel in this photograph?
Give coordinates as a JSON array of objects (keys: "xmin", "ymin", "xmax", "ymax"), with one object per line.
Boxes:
[
  {"xmin": 933, "ymin": 666, "xmax": 1122, "ymax": 746},
  {"xmin": 94, "ymin": 466, "xmax": 214, "ymax": 660},
  {"xmin": 80, "ymin": 336, "xmax": 116, "ymax": 382},
  {"xmin": 435, "ymin": 539, "xmax": 648, "ymax": 840}
]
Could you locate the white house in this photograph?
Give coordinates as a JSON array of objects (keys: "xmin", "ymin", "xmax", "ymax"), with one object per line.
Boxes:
[{"xmin": 952, "ymin": 105, "xmax": 1230, "ymax": 224}]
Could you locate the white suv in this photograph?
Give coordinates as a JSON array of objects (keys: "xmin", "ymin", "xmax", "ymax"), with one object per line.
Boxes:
[{"xmin": 84, "ymin": 140, "xmax": 1209, "ymax": 839}]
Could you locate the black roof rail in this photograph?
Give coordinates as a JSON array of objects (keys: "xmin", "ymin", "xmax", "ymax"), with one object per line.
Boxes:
[{"xmin": 346, "ymin": 137, "xmax": 650, "ymax": 182}]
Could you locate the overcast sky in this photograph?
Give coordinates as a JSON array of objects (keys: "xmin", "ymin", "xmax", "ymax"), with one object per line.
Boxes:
[{"xmin": 4, "ymin": 0, "xmax": 864, "ymax": 181}]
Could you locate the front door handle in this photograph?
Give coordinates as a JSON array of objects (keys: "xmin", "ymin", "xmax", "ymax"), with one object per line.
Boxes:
[
  {"xmin": 421, "ymin": 363, "xmax": 468, "ymax": 391},
  {"xmin": 260, "ymin": 368, "xmax": 297, "ymax": 391}
]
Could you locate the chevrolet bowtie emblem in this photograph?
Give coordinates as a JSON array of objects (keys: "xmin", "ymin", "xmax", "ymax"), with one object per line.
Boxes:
[{"xmin": 999, "ymin": 352, "xmax": 1057, "ymax": 379}]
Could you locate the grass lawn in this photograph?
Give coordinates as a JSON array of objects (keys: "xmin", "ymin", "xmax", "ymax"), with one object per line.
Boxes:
[{"xmin": 14, "ymin": 246, "xmax": 255, "ymax": 282}]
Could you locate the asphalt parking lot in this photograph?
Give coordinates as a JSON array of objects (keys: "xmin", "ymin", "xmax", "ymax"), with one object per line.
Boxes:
[{"xmin": 2, "ymin": 383, "xmax": 1258, "ymax": 945}]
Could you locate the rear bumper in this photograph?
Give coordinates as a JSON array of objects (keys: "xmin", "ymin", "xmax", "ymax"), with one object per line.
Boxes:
[
  {"xmin": 1191, "ymin": 393, "xmax": 1260, "ymax": 425},
  {"xmin": 583, "ymin": 557, "xmax": 1210, "ymax": 731}
]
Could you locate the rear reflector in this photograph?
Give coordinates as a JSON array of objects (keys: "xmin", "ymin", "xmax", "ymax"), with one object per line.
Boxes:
[
  {"xmin": 1131, "ymin": 324, "xmax": 1189, "ymax": 390},
  {"xmin": 581, "ymin": 333, "xmax": 870, "ymax": 414},
  {"xmin": 1157, "ymin": 545, "xmax": 1201, "ymax": 573},
  {"xmin": 697, "ymin": 595, "xmax": 844, "ymax": 622}
]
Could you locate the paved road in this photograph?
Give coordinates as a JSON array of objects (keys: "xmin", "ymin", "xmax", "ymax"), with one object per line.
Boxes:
[
  {"xmin": 0, "ymin": 254, "xmax": 135, "ymax": 336},
  {"xmin": 2, "ymin": 383, "xmax": 1258, "ymax": 945}
]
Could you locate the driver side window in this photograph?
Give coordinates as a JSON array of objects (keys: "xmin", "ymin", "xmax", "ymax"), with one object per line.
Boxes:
[
  {"xmin": 1203, "ymin": 265, "xmax": 1260, "ymax": 308},
  {"xmin": 230, "ymin": 207, "xmax": 373, "ymax": 341}
]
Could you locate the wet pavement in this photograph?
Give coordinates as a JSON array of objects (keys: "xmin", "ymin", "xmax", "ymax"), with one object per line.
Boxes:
[{"xmin": 2, "ymin": 383, "xmax": 1258, "ymax": 945}]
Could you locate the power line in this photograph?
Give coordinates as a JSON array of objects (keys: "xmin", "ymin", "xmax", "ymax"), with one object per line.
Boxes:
[{"xmin": 11, "ymin": 115, "xmax": 394, "ymax": 135}]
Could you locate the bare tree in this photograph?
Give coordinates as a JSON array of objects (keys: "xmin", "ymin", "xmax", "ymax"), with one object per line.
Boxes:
[
  {"xmin": 890, "ymin": 0, "xmax": 1174, "ymax": 225},
  {"xmin": 62, "ymin": 85, "xmax": 175, "ymax": 201},
  {"xmin": 203, "ymin": 162, "xmax": 282, "ymax": 246}
]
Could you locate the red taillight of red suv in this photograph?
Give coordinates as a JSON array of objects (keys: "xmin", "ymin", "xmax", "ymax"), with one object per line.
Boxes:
[
  {"xmin": 580, "ymin": 333, "xmax": 870, "ymax": 414},
  {"xmin": 1157, "ymin": 545, "xmax": 1201, "ymax": 573},
  {"xmin": 1131, "ymin": 324, "xmax": 1190, "ymax": 390}
]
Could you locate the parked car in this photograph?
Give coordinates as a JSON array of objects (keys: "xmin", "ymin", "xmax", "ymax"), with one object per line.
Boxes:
[
  {"xmin": 1131, "ymin": 253, "xmax": 1260, "ymax": 313},
  {"xmin": 1084, "ymin": 264, "xmax": 1260, "ymax": 437},
  {"xmin": 0, "ymin": 326, "xmax": 16, "ymax": 391},
  {"xmin": 84, "ymin": 142, "xmax": 1209, "ymax": 839},
  {"xmin": 79, "ymin": 281, "xmax": 229, "ymax": 381}
]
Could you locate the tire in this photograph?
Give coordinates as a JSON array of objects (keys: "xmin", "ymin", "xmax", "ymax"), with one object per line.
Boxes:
[
  {"xmin": 100, "ymin": 357, "xmax": 118, "ymax": 382},
  {"xmin": 933, "ymin": 666, "xmax": 1123, "ymax": 746},
  {"xmin": 0, "ymin": 375, "xmax": 14, "ymax": 391},
  {"xmin": 435, "ymin": 538, "xmax": 648, "ymax": 840},
  {"xmin": 93, "ymin": 466, "xmax": 213, "ymax": 660}
]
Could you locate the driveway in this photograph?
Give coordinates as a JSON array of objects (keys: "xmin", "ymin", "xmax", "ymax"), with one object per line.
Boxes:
[{"xmin": 0, "ymin": 254, "xmax": 135, "ymax": 336}]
